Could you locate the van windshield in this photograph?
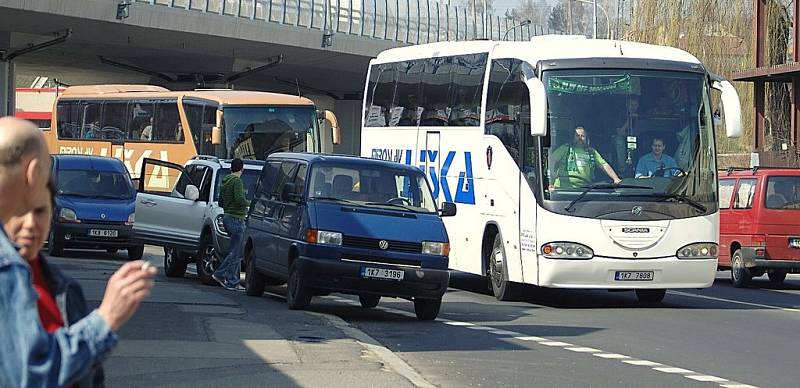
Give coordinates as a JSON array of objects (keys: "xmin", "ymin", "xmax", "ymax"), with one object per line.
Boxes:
[
  {"xmin": 765, "ymin": 176, "xmax": 800, "ymax": 209},
  {"xmin": 308, "ymin": 164, "xmax": 437, "ymax": 213},
  {"xmin": 56, "ymin": 169, "xmax": 134, "ymax": 199}
]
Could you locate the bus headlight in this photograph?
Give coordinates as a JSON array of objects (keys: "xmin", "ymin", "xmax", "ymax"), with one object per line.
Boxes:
[
  {"xmin": 215, "ymin": 214, "xmax": 228, "ymax": 236},
  {"xmin": 676, "ymin": 242, "xmax": 718, "ymax": 259},
  {"xmin": 541, "ymin": 242, "xmax": 593, "ymax": 259},
  {"xmin": 422, "ymin": 241, "xmax": 449, "ymax": 256},
  {"xmin": 59, "ymin": 208, "xmax": 79, "ymax": 223}
]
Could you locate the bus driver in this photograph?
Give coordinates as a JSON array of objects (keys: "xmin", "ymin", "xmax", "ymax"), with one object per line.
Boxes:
[{"xmin": 548, "ymin": 126, "xmax": 622, "ymax": 190}]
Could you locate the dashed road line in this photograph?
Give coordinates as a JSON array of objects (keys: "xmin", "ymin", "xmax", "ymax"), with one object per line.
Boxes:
[
  {"xmin": 321, "ymin": 295, "xmax": 761, "ymax": 388},
  {"xmin": 669, "ymin": 290, "xmax": 800, "ymax": 313}
]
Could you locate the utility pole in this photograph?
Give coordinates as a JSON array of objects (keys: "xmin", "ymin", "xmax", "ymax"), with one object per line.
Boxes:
[
  {"xmin": 593, "ymin": 0, "xmax": 598, "ymax": 38},
  {"xmin": 567, "ymin": 0, "xmax": 573, "ymax": 34}
]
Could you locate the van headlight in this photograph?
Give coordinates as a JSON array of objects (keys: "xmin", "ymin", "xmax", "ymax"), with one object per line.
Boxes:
[
  {"xmin": 541, "ymin": 242, "xmax": 593, "ymax": 259},
  {"xmin": 215, "ymin": 214, "xmax": 228, "ymax": 236},
  {"xmin": 677, "ymin": 242, "xmax": 718, "ymax": 259},
  {"xmin": 59, "ymin": 208, "xmax": 79, "ymax": 223},
  {"xmin": 422, "ymin": 241, "xmax": 449, "ymax": 256},
  {"xmin": 306, "ymin": 229, "xmax": 342, "ymax": 245}
]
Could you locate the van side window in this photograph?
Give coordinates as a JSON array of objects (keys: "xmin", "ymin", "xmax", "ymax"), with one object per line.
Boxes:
[
  {"xmin": 294, "ymin": 164, "xmax": 308, "ymax": 196},
  {"xmin": 718, "ymin": 179, "xmax": 735, "ymax": 209},
  {"xmin": 733, "ymin": 179, "xmax": 757, "ymax": 209},
  {"xmin": 272, "ymin": 162, "xmax": 299, "ymax": 200}
]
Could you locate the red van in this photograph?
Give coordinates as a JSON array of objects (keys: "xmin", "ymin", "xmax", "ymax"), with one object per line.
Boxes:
[{"xmin": 718, "ymin": 167, "xmax": 800, "ymax": 287}]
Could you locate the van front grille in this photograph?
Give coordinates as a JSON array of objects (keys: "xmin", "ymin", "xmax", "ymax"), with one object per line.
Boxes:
[{"xmin": 342, "ymin": 235, "xmax": 422, "ymax": 254}]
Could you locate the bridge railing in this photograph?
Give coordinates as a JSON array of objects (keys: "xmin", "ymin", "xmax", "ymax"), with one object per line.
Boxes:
[{"xmin": 140, "ymin": 0, "xmax": 561, "ymax": 44}]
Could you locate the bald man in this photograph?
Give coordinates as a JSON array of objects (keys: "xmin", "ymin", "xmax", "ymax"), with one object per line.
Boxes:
[{"xmin": 0, "ymin": 117, "xmax": 157, "ymax": 387}]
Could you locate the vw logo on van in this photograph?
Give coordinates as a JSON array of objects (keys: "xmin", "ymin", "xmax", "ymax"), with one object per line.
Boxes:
[
  {"xmin": 378, "ymin": 240, "xmax": 389, "ymax": 250},
  {"xmin": 100, "ymin": 213, "xmax": 106, "ymax": 219},
  {"xmin": 631, "ymin": 206, "xmax": 643, "ymax": 216}
]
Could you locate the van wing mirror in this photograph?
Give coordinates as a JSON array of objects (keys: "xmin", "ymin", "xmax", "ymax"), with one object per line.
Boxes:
[
  {"xmin": 439, "ymin": 202, "xmax": 457, "ymax": 217},
  {"xmin": 525, "ymin": 77, "xmax": 548, "ymax": 137},
  {"xmin": 212, "ymin": 109, "xmax": 223, "ymax": 145},
  {"xmin": 712, "ymin": 80, "xmax": 743, "ymax": 138},
  {"xmin": 322, "ymin": 110, "xmax": 341, "ymax": 145}
]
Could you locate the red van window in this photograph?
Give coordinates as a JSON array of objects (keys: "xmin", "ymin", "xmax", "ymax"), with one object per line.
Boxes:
[
  {"xmin": 719, "ymin": 179, "xmax": 735, "ymax": 209},
  {"xmin": 765, "ymin": 176, "xmax": 800, "ymax": 209},
  {"xmin": 733, "ymin": 179, "xmax": 757, "ymax": 209}
]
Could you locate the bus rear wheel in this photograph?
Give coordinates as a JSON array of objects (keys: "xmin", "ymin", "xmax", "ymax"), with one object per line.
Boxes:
[{"xmin": 488, "ymin": 233, "xmax": 521, "ymax": 301}]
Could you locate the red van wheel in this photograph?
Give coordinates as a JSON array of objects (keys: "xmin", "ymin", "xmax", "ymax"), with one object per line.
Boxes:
[{"xmin": 730, "ymin": 250, "xmax": 751, "ymax": 288}]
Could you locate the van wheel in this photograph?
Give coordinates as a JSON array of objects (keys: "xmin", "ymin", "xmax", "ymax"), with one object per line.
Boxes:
[
  {"xmin": 164, "ymin": 247, "xmax": 187, "ymax": 278},
  {"xmin": 286, "ymin": 261, "xmax": 312, "ymax": 310},
  {"xmin": 730, "ymin": 250, "xmax": 751, "ymax": 288},
  {"xmin": 635, "ymin": 289, "xmax": 666, "ymax": 305},
  {"xmin": 488, "ymin": 233, "xmax": 521, "ymax": 301},
  {"xmin": 245, "ymin": 249, "xmax": 266, "ymax": 296},
  {"xmin": 359, "ymin": 295, "xmax": 380, "ymax": 308},
  {"xmin": 768, "ymin": 269, "xmax": 787, "ymax": 284},
  {"xmin": 128, "ymin": 245, "xmax": 144, "ymax": 261},
  {"xmin": 414, "ymin": 298, "xmax": 442, "ymax": 321},
  {"xmin": 196, "ymin": 234, "xmax": 219, "ymax": 286},
  {"xmin": 47, "ymin": 231, "xmax": 63, "ymax": 257}
]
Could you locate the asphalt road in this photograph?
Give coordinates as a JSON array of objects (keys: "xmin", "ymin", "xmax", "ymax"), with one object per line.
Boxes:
[{"xmin": 48, "ymin": 247, "xmax": 799, "ymax": 388}]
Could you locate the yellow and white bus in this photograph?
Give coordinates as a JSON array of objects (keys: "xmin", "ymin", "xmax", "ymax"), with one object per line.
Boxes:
[{"xmin": 44, "ymin": 84, "xmax": 340, "ymax": 182}]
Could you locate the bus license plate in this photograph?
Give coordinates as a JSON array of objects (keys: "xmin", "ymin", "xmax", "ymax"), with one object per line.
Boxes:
[
  {"xmin": 615, "ymin": 271, "xmax": 654, "ymax": 281},
  {"xmin": 789, "ymin": 237, "xmax": 800, "ymax": 249},
  {"xmin": 89, "ymin": 229, "xmax": 118, "ymax": 238},
  {"xmin": 361, "ymin": 267, "xmax": 404, "ymax": 281}
]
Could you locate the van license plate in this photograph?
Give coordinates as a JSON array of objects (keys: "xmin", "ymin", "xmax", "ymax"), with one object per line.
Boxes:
[
  {"xmin": 361, "ymin": 267, "xmax": 404, "ymax": 281},
  {"xmin": 615, "ymin": 271, "xmax": 654, "ymax": 281},
  {"xmin": 790, "ymin": 237, "xmax": 800, "ymax": 249},
  {"xmin": 89, "ymin": 229, "xmax": 118, "ymax": 238}
]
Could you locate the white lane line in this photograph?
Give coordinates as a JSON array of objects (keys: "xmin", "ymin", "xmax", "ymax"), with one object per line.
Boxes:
[
  {"xmin": 669, "ymin": 290, "xmax": 800, "ymax": 313},
  {"xmin": 565, "ymin": 347, "xmax": 601, "ymax": 353},
  {"xmin": 685, "ymin": 375, "xmax": 728, "ymax": 383},
  {"xmin": 653, "ymin": 367, "xmax": 695, "ymax": 374},
  {"xmin": 322, "ymin": 295, "xmax": 758, "ymax": 388},
  {"xmin": 593, "ymin": 353, "xmax": 631, "ymax": 359},
  {"xmin": 622, "ymin": 360, "xmax": 662, "ymax": 367}
]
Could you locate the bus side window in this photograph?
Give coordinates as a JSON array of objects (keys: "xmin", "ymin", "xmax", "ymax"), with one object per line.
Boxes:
[
  {"xmin": 486, "ymin": 58, "xmax": 528, "ymax": 166},
  {"xmin": 182, "ymin": 102, "xmax": 204, "ymax": 154},
  {"xmin": 57, "ymin": 100, "xmax": 81, "ymax": 139},
  {"xmin": 154, "ymin": 100, "xmax": 180, "ymax": 142},
  {"xmin": 130, "ymin": 101, "xmax": 155, "ymax": 141},
  {"xmin": 102, "ymin": 101, "xmax": 128, "ymax": 141},
  {"xmin": 201, "ymin": 104, "xmax": 217, "ymax": 154},
  {"xmin": 449, "ymin": 53, "xmax": 487, "ymax": 127},
  {"xmin": 365, "ymin": 63, "xmax": 395, "ymax": 127}
]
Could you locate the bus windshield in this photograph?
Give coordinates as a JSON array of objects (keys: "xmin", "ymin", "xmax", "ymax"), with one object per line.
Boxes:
[
  {"xmin": 540, "ymin": 69, "xmax": 716, "ymax": 218},
  {"xmin": 222, "ymin": 106, "xmax": 318, "ymax": 160}
]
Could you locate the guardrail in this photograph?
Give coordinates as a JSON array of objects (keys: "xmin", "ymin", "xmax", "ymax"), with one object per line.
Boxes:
[{"xmin": 138, "ymin": 0, "xmax": 562, "ymax": 44}]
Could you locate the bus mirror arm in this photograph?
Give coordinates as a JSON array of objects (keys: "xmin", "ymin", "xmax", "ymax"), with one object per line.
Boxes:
[
  {"xmin": 526, "ymin": 77, "xmax": 548, "ymax": 137},
  {"xmin": 323, "ymin": 110, "xmax": 340, "ymax": 145},
  {"xmin": 212, "ymin": 109, "xmax": 223, "ymax": 145},
  {"xmin": 712, "ymin": 80, "xmax": 743, "ymax": 138}
]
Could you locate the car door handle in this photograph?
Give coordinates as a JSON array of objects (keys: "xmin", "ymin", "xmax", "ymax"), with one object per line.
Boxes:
[{"xmin": 140, "ymin": 199, "xmax": 157, "ymax": 206}]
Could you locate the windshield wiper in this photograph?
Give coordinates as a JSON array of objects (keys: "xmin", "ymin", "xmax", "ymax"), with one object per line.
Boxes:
[
  {"xmin": 310, "ymin": 196, "xmax": 359, "ymax": 205},
  {"xmin": 651, "ymin": 193, "xmax": 707, "ymax": 213},
  {"xmin": 565, "ymin": 183, "xmax": 653, "ymax": 212},
  {"xmin": 364, "ymin": 202, "xmax": 415, "ymax": 211}
]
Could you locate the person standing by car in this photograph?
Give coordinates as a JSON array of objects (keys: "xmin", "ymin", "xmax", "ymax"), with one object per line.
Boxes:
[
  {"xmin": 213, "ymin": 158, "xmax": 247, "ymax": 291},
  {"xmin": 0, "ymin": 116, "xmax": 156, "ymax": 387}
]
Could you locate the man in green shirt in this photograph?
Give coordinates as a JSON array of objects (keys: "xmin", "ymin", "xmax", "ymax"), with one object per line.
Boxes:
[
  {"xmin": 549, "ymin": 126, "xmax": 622, "ymax": 189},
  {"xmin": 212, "ymin": 158, "xmax": 248, "ymax": 291}
]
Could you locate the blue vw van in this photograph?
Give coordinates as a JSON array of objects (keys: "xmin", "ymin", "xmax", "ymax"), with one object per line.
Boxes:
[
  {"xmin": 49, "ymin": 155, "xmax": 143, "ymax": 259},
  {"xmin": 243, "ymin": 153, "xmax": 456, "ymax": 320}
]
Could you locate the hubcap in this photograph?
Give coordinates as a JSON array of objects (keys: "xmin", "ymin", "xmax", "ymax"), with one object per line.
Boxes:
[
  {"xmin": 165, "ymin": 249, "xmax": 173, "ymax": 267},
  {"xmin": 202, "ymin": 246, "xmax": 218, "ymax": 275},
  {"xmin": 491, "ymin": 248, "xmax": 504, "ymax": 287}
]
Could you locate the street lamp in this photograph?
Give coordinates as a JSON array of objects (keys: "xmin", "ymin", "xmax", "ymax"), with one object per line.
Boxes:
[
  {"xmin": 502, "ymin": 19, "xmax": 532, "ymax": 41},
  {"xmin": 571, "ymin": 0, "xmax": 610, "ymax": 39}
]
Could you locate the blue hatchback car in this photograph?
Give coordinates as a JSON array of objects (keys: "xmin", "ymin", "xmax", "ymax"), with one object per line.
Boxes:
[
  {"xmin": 49, "ymin": 155, "xmax": 143, "ymax": 259},
  {"xmin": 244, "ymin": 153, "xmax": 456, "ymax": 320}
]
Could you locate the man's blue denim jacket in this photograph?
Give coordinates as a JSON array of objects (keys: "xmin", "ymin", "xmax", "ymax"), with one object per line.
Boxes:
[{"xmin": 0, "ymin": 225, "xmax": 118, "ymax": 387}]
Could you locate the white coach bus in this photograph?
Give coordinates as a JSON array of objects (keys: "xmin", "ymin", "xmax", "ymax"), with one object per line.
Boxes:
[{"xmin": 360, "ymin": 36, "xmax": 743, "ymax": 303}]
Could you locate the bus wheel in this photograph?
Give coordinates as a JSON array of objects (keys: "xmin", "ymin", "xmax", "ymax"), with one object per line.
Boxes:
[
  {"xmin": 730, "ymin": 250, "xmax": 751, "ymax": 288},
  {"xmin": 635, "ymin": 289, "xmax": 666, "ymax": 305},
  {"xmin": 488, "ymin": 233, "xmax": 520, "ymax": 301},
  {"xmin": 767, "ymin": 269, "xmax": 787, "ymax": 284}
]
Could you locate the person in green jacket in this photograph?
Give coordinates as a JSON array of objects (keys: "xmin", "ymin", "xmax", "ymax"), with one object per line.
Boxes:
[
  {"xmin": 549, "ymin": 126, "xmax": 622, "ymax": 190},
  {"xmin": 212, "ymin": 158, "xmax": 248, "ymax": 291}
]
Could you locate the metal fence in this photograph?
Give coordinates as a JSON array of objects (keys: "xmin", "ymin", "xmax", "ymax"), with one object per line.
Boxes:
[{"xmin": 137, "ymin": 0, "xmax": 561, "ymax": 44}]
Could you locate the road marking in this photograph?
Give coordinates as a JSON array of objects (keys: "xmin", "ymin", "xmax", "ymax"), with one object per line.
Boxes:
[
  {"xmin": 669, "ymin": 290, "xmax": 800, "ymax": 313},
  {"xmin": 321, "ymin": 295, "xmax": 761, "ymax": 388}
]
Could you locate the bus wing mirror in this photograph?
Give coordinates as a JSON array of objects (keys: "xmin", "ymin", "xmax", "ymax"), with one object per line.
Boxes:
[
  {"xmin": 526, "ymin": 77, "xmax": 548, "ymax": 137},
  {"xmin": 212, "ymin": 109, "xmax": 223, "ymax": 145},
  {"xmin": 322, "ymin": 110, "xmax": 341, "ymax": 145},
  {"xmin": 713, "ymin": 80, "xmax": 743, "ymax": 138}
]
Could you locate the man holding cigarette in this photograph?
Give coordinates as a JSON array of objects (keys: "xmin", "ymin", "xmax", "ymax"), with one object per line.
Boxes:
[{"xmin": 0, "ymin": 117, "xmax": 157, "ymax": 387}]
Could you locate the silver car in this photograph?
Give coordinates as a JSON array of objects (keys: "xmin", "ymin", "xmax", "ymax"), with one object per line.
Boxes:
[{"xmin": 133, "ymin": 155, "xmax": 264, "ymax": 285}]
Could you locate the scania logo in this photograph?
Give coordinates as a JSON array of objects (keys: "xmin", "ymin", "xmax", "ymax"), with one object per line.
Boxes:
[
  {"xmin": 631, "ymin": 206, "xmax": 643, "ymax": 216},
  {"xmin": 622, "ymin": 227, "xmax": 650, "ymax": 233},
  {"xmin": 378, "ymin": 240, "xmax": 389, "ymax": 250}
]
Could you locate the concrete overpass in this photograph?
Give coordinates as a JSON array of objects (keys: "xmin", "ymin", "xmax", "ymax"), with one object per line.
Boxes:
[{"xmin": 0, "ymin": 0, "xmax": 546, "ymax": 153}]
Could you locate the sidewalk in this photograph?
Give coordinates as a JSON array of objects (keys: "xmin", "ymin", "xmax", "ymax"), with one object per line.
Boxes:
[{"xmin": 49, "ymin": 254, "xmax": 434, "ymax": 388}]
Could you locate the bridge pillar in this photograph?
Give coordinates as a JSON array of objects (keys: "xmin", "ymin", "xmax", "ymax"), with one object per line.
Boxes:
[{"xmin": 0, "ymin": 32, "xmax": 12, "ymax": 117}]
